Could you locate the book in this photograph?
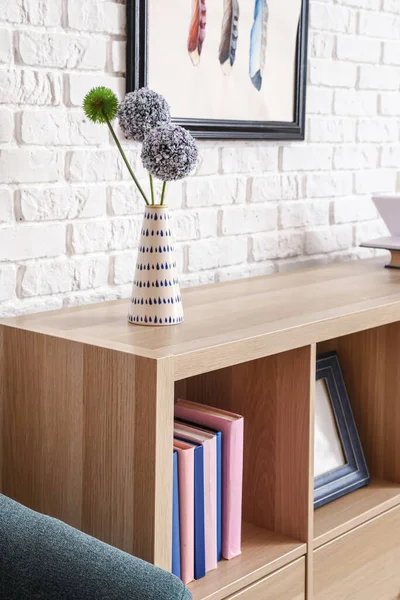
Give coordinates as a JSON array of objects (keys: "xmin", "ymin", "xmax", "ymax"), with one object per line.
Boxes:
[
  {"xmin": 174, "ymin": 421, "xmax": 218, "ymax": 573},
  {"xmin": 175, "ymin": 399, "xmax": 244, "ymax": 560},
  {"xmin": 172, "ymin": 450, "xmax": 181, "ymax": 579},
  {"xmin": 360, "ymin": 238, "xmax": 400, "ymax": 269},
  {"xmin": 174, "ymin": 438, "xmax": 206, "ymax": 581},
  {"xmin": 173, "ymin": 440, "xmax": 194, "ymax": 585},
  {"xmin": 176, "ymin": 419, "xmax": 222, "ymax": 562}
]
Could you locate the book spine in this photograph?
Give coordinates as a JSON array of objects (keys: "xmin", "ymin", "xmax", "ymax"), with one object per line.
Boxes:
[
  {"xmin": 172, "ymin": 451, "xmax": 181, "ymax": 579},
  {"xmin": 194, "ymin": 445, "xmax": 206, "ymax": 579}
]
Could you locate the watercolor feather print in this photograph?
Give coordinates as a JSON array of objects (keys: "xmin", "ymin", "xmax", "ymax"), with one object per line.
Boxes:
[
  {"xmin": 218, "ymin": 0, "xmax": 240, "ymax": 74},
  {"xmin": 249, "ymin": 0, "xmax": 269, "ymax": 90},
  {"xmin": 188, "ymin": 0, "xmax": 207, "ymax": 65}
]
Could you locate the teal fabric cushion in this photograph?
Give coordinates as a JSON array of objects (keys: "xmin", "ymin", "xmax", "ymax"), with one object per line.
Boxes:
[{"xmin": 0, "ymin": 494, "xmax": 191, "ymax": 600}]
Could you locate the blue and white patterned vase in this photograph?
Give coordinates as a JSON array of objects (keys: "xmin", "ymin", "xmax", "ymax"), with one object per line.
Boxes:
[{"xmin": 128, "ymin": 205, "xmax": 184, "ymax": 326}]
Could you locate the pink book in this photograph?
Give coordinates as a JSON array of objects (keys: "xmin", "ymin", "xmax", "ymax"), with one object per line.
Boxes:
[
  {"xmin": 175, "ymin": 399, "xmax": 244, "ymax": 560},
  {"xmin": 174, "ymin": 439, "xmax": 195, "ymax": 584},
  {"xmin": 174, "ymin": 421, "xmax": 217, "ymax": 573}
]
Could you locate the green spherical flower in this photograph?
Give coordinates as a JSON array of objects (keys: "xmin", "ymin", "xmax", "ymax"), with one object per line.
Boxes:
[{"xmin": 83, "ymin": 87, "xmax": 119, "ymax": 124}]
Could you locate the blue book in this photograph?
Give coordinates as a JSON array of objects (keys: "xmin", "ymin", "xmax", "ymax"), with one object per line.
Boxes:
[
  {"xmin": 175, "ymin": 437, "xmax": 205, "ymax": 580},
  {"xmin": 172, "ymin": 450, "xmax": 181, "ymax": 579},
  {"xmin": 175, "ymin": 419, "xmax": 222, "ymax": 562}
]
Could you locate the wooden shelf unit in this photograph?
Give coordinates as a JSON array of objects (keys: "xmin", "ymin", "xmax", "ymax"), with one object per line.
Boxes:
[{"xmin": 2, "ymin": 257, "xmax": 400, "ymax": 600}]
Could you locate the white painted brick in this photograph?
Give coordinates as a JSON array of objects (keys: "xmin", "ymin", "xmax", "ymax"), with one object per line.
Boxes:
[
  {"xmin": 0, "ymin": 108, "xmax": 14, "ymax": 142},
  {"xmin": 355, "ymin": 220, "xmax": 389, "ymax": 245},
  {"xmin": 64, "ymin": 286, "xmax": 130, "ymax": 308},
  {"xmin": 0, "ymin": 265, "xmax": 16, "ymax": 301},
  {"xmin": 110, "ymin": 217, "xmax": 142, "ymax": 251},
  {"xmin": 113, "ymin": 252, "xmax": 135, "ymax": 285},
  {"xmin": 276, "ymin": 255, "xmax": 330, "ymax": 273},
  {"xmin": 19, "ymin": 32, "xmax": 106, "ymax": 70},
  {"xmin": 309, "ymin": 32, "xmax": 334, "ymax": 59},
  {"xmin": 68, "ymin": 73, "xmax": 125, "ymax": 107},
  {"xmin": 111, "ymin": 41, "xmax": 126, "ymax": 73},
  {"xmin": 68, "ymin": 0, "xmax": 125, "ymax": 34},
  {"xmin": 383, "ymin": 41, "xmax": 400, "ymax": 66},
  {"xmin": 19, "ymin": 186, "xmax": 106, "ymax": 221},
  {"xmin": 310, "ymin": 4, "xmax": 356, "ymax": 33},
  {"xmin": 0, "ymin": 189, "xmax": 13, "ymax": 223},
  {"xmin": 354, "ymin": 170, "xmax": 397, "ymax": 194},
  {"xmin": 21, "ymin": 110, "xmax": 108, "ymax": 146},
  {"xmin": 381, "ymin": 146, "xmax": 400, "ymax": 168},
  {"xmin": 221, "ymin": 146, "xmax": 279, "ymax": 174},
  {"xmin": 359, "ymin": 11, "xmax": 400, "ymax": 40},
  {"xmin": 0, "ymin": 70, "xmax": 61, "ymax": 106},
  {"xmin": 305, "ymin": 225, "xmax": 353, "ymax": 255},
  {"xmin": 334, "ymin": 196, "xmax": 378, "ymax": 224},
  {"xmin": 1, "ymin": 0, "xmax": 62, "ymax": 26},
  {"xmin": 359, "ymin": 65, "xmax": 400, "ymax": 91},
  {"xmin": 252, "ymin": 231, "xmax": 305, "ymax": 261},
  {"xmin": 194, "ymin": 148, "xmax": 219, "ymax": 176},
  {"xmin": 0, "ymin": 224, "xmax": 65, "ymax": 260},
  {"xmin": 217, "ymin": 262, "xmax": 275, "ymax": 283},
  {"xmin": 334, "ymin": 90, "xmax": 377, "ymax": 117},
  {"xmin": 188, "ymin": 237, "xmax": 247, "ymax": 271},
  {"xmin": 0, "ymin": 28, "xmax": 12, "ymax": 64},
  {"xmin": 280, "ymin": 200, "xmax": 330, "ymax": 229},
  {"xmin": 109, "ymin": 183, "xmax": 146, "ymax": 216},
  {"xmin": 358, "ymin": 119, "xmax": 398, "ymax": 142},
  {"xmin": 309, "ymin": 118, "xmax": 355, "ymax": 143},
  {"xmin": 336, "ymin": 0, "xmax": 379, "ymax": 8},
  {"xmin": 180, "ymin": 271, "xmax": 216, "ymax": 288},
  {"xmin": 173, "ymin": 209, "xmax": 217, "ymax": 241},
  {"xmin": 383, "ymin": 0, "xmax": 400, "ymax": 14},
  {"xmin": 186, "ymin": 177, "xmax": 246, "ymax": 208},
  {"xmin": 336, "ymin": 35, "xmax": 381, "ymax": 63},
  {"xmin": 309, "ymin": 59, "xmax": 357, "ymax": 88},
  {"xmin": 0, "ymin": 298, "xmax": 64, "ymax": 318},
  {"xmin": 307, "ymin": 87, "xmax": 333, "ymax": 115},
  {"xmin": 21, "ymin": 256, "xmax": 109, "ymax": 297},
  {"xmin": 282, "ymin": 146, "xmax": 333, "ymax": 171},
  {"xmin": 68, "ymin": 150, "xmax": 130, "ymax": 182},
  {"xmin": 222, "ymin": 205, "xmax": 277, "ymax": 235},
  {"xmin": 380, "ymin": 92, "xmax": 400, "ymax": 116},
  {"xmin": 70, "ymin": 221, "xmax": 111, "ymax": 254},
  {"xmin": 0, "ymin": 150, "xmax": 62, "ymax": 184},
  {"xmin": 306, "ymin": 172, "xmax": 353, "ymax": 198},
  {"xmin": 334, "ymin": 146, "xmax": 378, "ymax": 170},
  {"xmin": 251, "ymin": 175, "xmax": 303, "ymax": 202}
]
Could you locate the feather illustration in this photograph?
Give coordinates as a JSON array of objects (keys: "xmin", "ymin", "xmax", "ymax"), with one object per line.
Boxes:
[
  {"xmin": 188, "ymin": 0, "xmax": 207, "ymax": 66},
  {"xmin": 249, "ymin": 0, "xmax": 269, "ymax": 90},
  {"xmin": 219, "ymin": 0, "xmax": 240, "ymax": 74}
]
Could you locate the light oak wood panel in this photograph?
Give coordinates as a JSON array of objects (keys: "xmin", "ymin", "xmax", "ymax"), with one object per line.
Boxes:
[
  {"xmin": 317, "ymin": 322, "xmax": 400, "ymax": 483},
  {"xmin": 189, "ymin": 523, "xmax": 306, "ymax": 600},
  {"xmin": 314, "ymin": 505, "xmax": 400, "ymax": 600},
  {"xmin": 314, "ymin": 478, "xmax": 400, "ymax": 549},
  {"xmin": 306, "ymin": 344, "xmax": 316, "ymax": 600},
  {"xmin": 227, "ymin": 558, "xmax": 305, "ymax": 600},
  {"xmin": 3, "ymin": 259, "xmax": 400, "ymax": 379},
  {"xmin": 0, "ymin": 327, "xmax": 175, "ymax": 569},
  {"xmin": 182, "ymin": 346, "xmax": 314, "ymax": 543}
]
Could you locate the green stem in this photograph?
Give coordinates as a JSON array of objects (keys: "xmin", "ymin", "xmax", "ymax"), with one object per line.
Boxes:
[
  {"xmin": 160, "ymin": 181, "xmax": 167, "ymax": 206},
  {"xmin": 149, "ymin": 172, "xmax": 155, "ymax": 205},
  {"xmin": 105, "ymin": 116, "xmax": 149, "ymax": 206}
]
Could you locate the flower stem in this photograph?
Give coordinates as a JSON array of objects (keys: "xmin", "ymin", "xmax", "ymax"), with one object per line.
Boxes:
[
  {"xmin": 105, "ymin": 116, "xmax": 149, "ymax": 206},
  {"xmin": 149, "ymin": 172, "xmax": 155, "ymax": 205},
  {"xmin": 160, "ymin": 181, "xmax": 167, "ymax": 206}
]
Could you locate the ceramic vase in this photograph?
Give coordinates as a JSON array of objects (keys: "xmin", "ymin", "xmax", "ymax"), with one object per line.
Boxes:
[{"xmin": 128, "ymin": 205, "xmax": 184, "ymax": 326}]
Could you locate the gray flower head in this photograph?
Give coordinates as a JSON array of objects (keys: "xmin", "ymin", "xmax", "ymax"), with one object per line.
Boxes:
[
  {"xmin": 117, "ymin": 88, "xmax": 171, "ymax": 142},
  {"xmin": 141, "ymin": 124, "xmax": 198, "ymax": 181}
]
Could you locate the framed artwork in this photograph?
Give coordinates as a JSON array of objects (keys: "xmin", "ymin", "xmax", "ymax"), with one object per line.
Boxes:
[
  {"xmin": 314, "ymin": 352, "xmax": 370, "ymax": 510},
  {"xmin": 126, "ymin": 0, "xmax": 309, "ymax": 140}
]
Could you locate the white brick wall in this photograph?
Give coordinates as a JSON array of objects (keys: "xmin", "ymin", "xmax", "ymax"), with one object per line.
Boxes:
[{"xmin": 0, "ymin": 0, "xmax": 398, "ymax": 316}]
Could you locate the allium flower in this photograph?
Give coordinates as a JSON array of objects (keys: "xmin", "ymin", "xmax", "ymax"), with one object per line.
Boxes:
[
  {"xmin": 83, "ymin": 87, "xmax": 118, "ymax": 123},
  {"xmin": 118, "ymin": 88, "xmax": 171, "ymax": 142},
  {"xmin": 141, "ymin": 125, "xmax": 198, "ymax": 181}
]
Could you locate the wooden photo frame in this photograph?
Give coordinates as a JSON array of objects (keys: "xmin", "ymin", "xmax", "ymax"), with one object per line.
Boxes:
[
  {"xmin": 126, "ymin": 0, "xmax": 309, "ymax": 140},
  {"xmin": 314, "ymin": 351, "xmax": 370, "ymax": 509}
]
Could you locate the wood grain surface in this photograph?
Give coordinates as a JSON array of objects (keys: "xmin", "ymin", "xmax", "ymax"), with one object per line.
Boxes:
[{"xmin": 227, "ymin": 558, "xmax": 305, "ymax": 600}]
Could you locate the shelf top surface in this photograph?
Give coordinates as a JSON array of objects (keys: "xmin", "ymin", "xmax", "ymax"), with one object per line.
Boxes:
[{"xmin": 2, "ymin": 258, "xmax": 400, "ymax": 378}]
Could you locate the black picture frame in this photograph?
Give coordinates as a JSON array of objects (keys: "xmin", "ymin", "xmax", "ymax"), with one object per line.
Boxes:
[
  {"xmin": 314, "ymin": 352, "xmax": 370, "ymax": 510},
  {"xmin": 126, "ymin": 0, "xmax": 309, "ymax": 140}
]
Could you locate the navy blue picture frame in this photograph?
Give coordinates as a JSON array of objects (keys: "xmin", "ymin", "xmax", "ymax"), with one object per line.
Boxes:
[{"xmin": 314, "ymin": 352, "xmax": 370, "ymax": 509}]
